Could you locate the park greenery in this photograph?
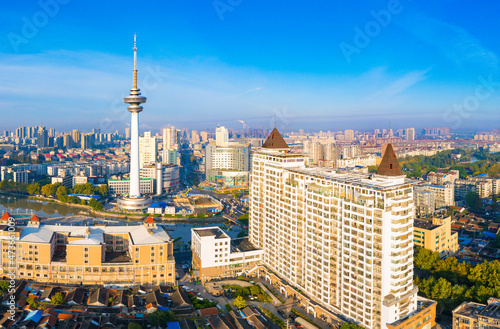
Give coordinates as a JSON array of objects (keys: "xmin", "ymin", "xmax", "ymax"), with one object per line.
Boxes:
[
  {"xmin": 225, "ymin": 284, "xmax": 273, "ymax": 303},
  {"xmin": 188, "ymin": 294, "xmax": 218, "ymax": 310},
  {"xmin": 413, "ymin": 248, "xmax": 500, "ymax": 312},
  {"xmin": 399, "ymin": 148, "xmax": 500, "ymax": 179},
  {"xmin": 232, "ymin": 295, "xmax": 246, "ymax": 309}
]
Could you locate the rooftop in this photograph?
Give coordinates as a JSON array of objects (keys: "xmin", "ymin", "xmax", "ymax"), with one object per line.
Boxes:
[
  {"xmin": 414, "ymin": 219, "xmax": 439, "ymax": 231},
  {"xmin": 480, "ymin": 303, "xmax": 500, "ymax": 319},
  {"xmin": 288, "ymin": 167, "xmax": 416, "ymax": 191},
  {"xmin": 1, "ymin": 224, "xmax": 172, "ymax": 245},
  {"xmin": 231, "ymin": 237, "xmax": 259, "ymax": 252},
  {"xmin": 193, "ymin": 227, "xmax": 229, "ymax": 239},
  {"xmin": 454, "ymin": 302, "xmax": 486, "ymax": 318}
]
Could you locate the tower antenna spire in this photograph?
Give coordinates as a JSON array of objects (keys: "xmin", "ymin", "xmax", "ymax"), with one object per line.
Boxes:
[
  {"xmin": 133, "ymin": 33, "xmax": 138, "ymax": 89},
  {"xmin": 274, "ymin": 114, "xmax": 277, "ymax": 129}
]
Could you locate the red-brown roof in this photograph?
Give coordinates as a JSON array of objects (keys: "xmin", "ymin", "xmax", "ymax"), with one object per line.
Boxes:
[
  {"xmin": 198, "ymin": 307, "xmax": 219, "ymax": 317},
  {"xmin": 144, "ymin": 216, "xmax": 155, "ymax": 224},
  {"xmin": 30, "ymin": 214, "xmax": 40, "ymax": 222},
  {"xmin": 262, "ymin": 128, "xmax": 289, "ymax": 149},
  {"xmin": 376, "ymin": 143, "xmax": 404, "ymax": 176},
  {"xmin": 1, "ymin": 212, "xmax": 12, "ymax": 220}
]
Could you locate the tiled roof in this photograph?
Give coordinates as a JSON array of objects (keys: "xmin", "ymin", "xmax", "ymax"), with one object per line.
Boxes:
[
  {"xmin": 262, "ymin": 128, "xmax": 289, "ymax": 149},
  {"xmin": 376, "ymin": 143, "xmax": 404, "ymax": 176}
]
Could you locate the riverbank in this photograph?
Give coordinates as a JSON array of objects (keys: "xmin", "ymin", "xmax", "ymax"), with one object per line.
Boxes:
[{"xmin": 0, "ymin": 192, "xmax": 227, "ymax": 222}]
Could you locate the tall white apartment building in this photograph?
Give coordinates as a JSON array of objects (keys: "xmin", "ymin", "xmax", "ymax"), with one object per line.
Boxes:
[
  {"xmin": 139, "ymin": 131, "xmax": 157, "ymax": 169},
  {"xmin": 215, "ymin": 126, "xmax": 229, "ymax": 147},
  {"xmin": 404, "ymin": 128, "xmax": 415, "ymax": 141},
  {"xmin": 250, "ymin": 129, "xmax": 418, "ymax": 328},
  {"xmin": 162, "ymin": 126, "xmax": 178, "ymax": 151}
]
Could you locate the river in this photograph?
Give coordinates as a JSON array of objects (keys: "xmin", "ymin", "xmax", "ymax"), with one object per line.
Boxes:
[{"xmin": 0, "ymin": 194, "xmax": 243, "ymax": 245}]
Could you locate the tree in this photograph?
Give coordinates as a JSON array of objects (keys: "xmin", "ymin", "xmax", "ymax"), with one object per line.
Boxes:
[
  {"xmin": 148, "ymin": 310, "xmax": 177, "ymax": 326},
  {"xmin": 27, "ymin": 182, "xmax": 41, "ymax": 195},
  {"xmin": 250, "ymin": 285, "xmax": 261, "ymax": 296},
  {"xmin": 232, "ymin": 295, "xmax": 246, "ymax": 309},
  {"xmin": 41, "ymin": 184, "xmax": 57, "ymax": 197},
  {"xmin": 414, "ymin": 248, "xmax": 440, "ymax": 271},
  {"xmin": 50, "ymin": 292, "xmax": 65, "ymax": 305},
  {"xmin": 26, "ymin": 297, "xmax": 39, "ymax": 308},
  {"xmin": 128, "ymin": 323, "xmax": 143, "ymax": 329},
  {"xmin": 98, "ymin": 185, "xmax": 108, "ymax": 197},
  {"xmin": 0, "ymin": 280, "xmax": 10, "ymax": 292},
  {"xmin": 56, "ymin": 186, "xmax": 68, "ymax": 201}
]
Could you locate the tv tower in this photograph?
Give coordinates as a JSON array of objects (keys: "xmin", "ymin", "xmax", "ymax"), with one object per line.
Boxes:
[{"xmin": 117, "ymin": 34, "xmax": 152, "ymax": 211}]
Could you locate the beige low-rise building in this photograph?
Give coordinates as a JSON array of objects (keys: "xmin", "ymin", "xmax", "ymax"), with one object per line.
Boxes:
[
  {"xmin": 453, "ymin": 298, "xmax": 500, "ymax": 329},
  {"xmin": 0, "ymin": 214, "xmax": 175, "ymax": 285},
  {"xmin": 413, "ymin": 215, "xmax": 459, "ymax": 257}
]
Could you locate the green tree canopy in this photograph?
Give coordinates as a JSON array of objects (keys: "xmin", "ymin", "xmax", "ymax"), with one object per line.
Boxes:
[
  {"xmin": 232, "ymin": 295, "xmax": 246, "ymax": 309},
  {"xmin": 147, "ymin": 310, "xmax": 177, "ymax": 326},
  {"xmin": 27, "ymin": 182, "xmax": 41, "ymax": 195},
  {"xmin": 50, "ymin": 292, "xmax": 65, "ymax": 305}
]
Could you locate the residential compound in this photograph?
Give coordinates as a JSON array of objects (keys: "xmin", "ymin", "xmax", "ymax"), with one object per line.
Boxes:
[
  {"xmin": 0, "ymin": 215, "xmax": 175, "ymax": 285},
  {"xmin": 249, "ymin": 128, "xmax": 421, "ymax": 329},
  {"xmin": 191, "ymin": 227, "xmax": 262, "ymax": 282},
  {"xmin": 413, "ymin": 215, "xmax": 459, "ymax": 257}
]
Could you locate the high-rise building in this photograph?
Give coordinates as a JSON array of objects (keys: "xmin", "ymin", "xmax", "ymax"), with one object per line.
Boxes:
[
  {"xmin": 250, "ymin": 131, "xmax": 418, "ymax": 328},
  {"xmin": 191, "ymin": 130, "xmax": 200, "ymax": 144},
  {"xmin": 63, "ymin": 134, "xmax": 72, "ymax": 148},
  {"xmin": 139, "ymin": 131, "xmax": 157, "ymax": 169},
  {"xmin": 72, "ymin": 129, "xmax": 81, "ymax": 145},
  {"xmin": 215, "ymin": 126, "xmax": 228, "ymax": 147},
  {"xmin": 205, "ymin": 142, "xmax": 250, "ymax": 187},
  {"xmin": 125, "ymin": 127, "xmax": 131, "ymax": 139},
  {"xmin": 37, "ymin": 126, "xmax": 48, "ymax": 148},
  {"xmin": 49, "ymin": 128, "xmax": 56, "ymax": 137},
  {"xmin": 200, "ymin": 131, "xmax": 209, "ymax": 143},
  {"xmin": 344, "ymin": 129, "xmax": 355, "ymax": 141},
  {"xmin": 116, "ymin": 34, "xmax": 152, "ymax": 211},
  {"xmin": 162, "ymin": 126, "xmax": 178, "ymax": 151},
  {"xmin": 81, "ymin": 133, "xmax": 95, "ymax": 150},
  {"xmin": 404, "ymin": 128, "xmax": 415, "ymax": 141}
]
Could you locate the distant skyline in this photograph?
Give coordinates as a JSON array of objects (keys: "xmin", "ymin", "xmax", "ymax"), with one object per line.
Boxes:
[{"xmin": 1, "ymin": 1, "xmax": 499, "ymax": 132}]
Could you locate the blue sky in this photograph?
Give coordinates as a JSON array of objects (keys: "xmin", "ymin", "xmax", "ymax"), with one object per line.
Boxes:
[{"xmin": 1, "ymin": 0, "xmax": 499, "ymax": 133}]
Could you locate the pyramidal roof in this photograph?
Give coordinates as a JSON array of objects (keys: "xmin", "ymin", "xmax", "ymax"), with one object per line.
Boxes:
[
  {"xmin": 376, "ymin": 143, "xmax": 404, "ymax": 177},
  {"xmin": 30, "ymin": 214, "xmax": 40, "ymax": 222},
  {"xmin": 144, "ymin": 216, "xmax": 155, "ymax": 224},
  {"xmin": 1, "ymin": 212, "xmax": 12, "ymax": 220},
  {"xmin": 262, "ymin": 128, "xmax": 289, "ymax": 149}
]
